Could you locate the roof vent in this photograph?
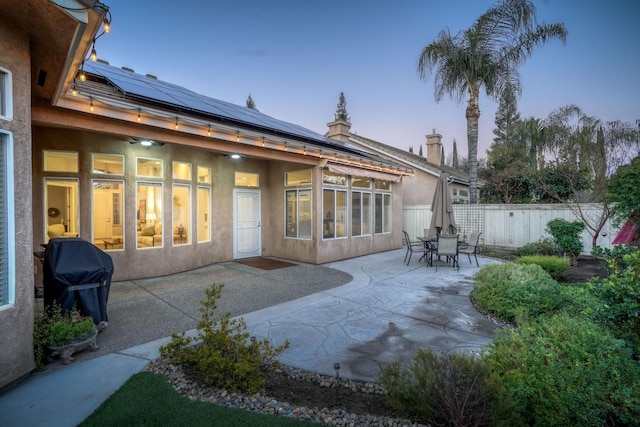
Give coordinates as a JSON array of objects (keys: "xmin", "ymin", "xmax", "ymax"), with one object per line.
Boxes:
[
  {"xmin": 96, "ymin": 59, "xmax": 110, "ymax": 65},
  {"xmin": 121, "ymin": 66, "xmax": 135, "ymax": 73},
  {"xmin": 145, "ymin": 74, "xmax": 158, "ymax": 80}
]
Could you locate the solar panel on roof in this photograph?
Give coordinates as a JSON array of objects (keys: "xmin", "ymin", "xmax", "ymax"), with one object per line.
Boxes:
[{"xmin": 84, "ymin": 61, "xmax": 332, "ymax": 145}]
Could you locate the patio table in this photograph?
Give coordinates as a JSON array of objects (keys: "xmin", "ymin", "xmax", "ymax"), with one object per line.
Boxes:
[{"xmin": 416, "ymin": 236, "xmax": 436, "ymax": 265}]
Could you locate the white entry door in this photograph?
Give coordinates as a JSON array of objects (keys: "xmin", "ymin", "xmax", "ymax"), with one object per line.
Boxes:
[{"xmin": 233, "ymin": 189, "xmax": 261, "ymax": 259}]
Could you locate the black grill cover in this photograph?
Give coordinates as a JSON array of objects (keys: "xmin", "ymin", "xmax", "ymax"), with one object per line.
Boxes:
[{"xmin": 43, "ymin": 238, "xmax": 113, "ymax": 325}]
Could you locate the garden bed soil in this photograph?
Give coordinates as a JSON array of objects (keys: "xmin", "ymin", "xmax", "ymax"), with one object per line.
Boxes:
[{"xmin": 559, "ymin": 255, "xmax": 608, "ymax": 283}]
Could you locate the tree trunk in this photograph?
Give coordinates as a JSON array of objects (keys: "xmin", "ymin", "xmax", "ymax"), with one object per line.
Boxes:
[{"xmin": 466, "ymin": 89, "xmax": 480, "ymax": 204}]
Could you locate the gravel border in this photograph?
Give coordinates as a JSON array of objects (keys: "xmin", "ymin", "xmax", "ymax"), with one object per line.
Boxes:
[{"xmin": 144, "ymin": 358, "xmax": 427, "ymax": 427}]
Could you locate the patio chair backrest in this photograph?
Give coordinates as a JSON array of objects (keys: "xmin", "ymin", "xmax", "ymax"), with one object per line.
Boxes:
[
  {"xmin": 437, "ymin": 235, "xmax": 458, "ymax": 256},
  {"xmin": 402, "ymin": 230, "xmax": 411, "ymax": 245},
  {"xmin": 468, "ymin": 231, "xmax": 481, "ymax": 247}
]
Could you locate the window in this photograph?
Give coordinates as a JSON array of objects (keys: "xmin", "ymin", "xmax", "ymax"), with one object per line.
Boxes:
[
  {"xmin": 45, "ymin": 179, "xmax": 79, "ymax": 240},
  {"xmin": 322, "ymin": 170, "xmax": 346, "ymax": 186},
  {"xmin": 374, "ymin": 193, "xmax": 391, "ymax": 234},
  {"xmin": 452, "ymin": 188, "xmax": 470, "ymax": 204},
  {"xmin": 137, "ymin": 182, "xmax": 163, "ymax": 248},
  {"xmin": 351, "ymin": 191, "xmax": 371, "ymax": 236},
  {"xmin": 197, "ymin": 166, "xmax": 211, "ymax": 184},
  {"xmin": 235, "ymin": 172, "xmax": 259, "ymax": 187},
  {"xmin": 285, "ymin": 169, "xmax": 312, "ymax": 186},
  {"xmin": 323, "ymin": 189, "xmax": 347, "ymax": 239},
  {"xmin": 172, "ymin": 185, "xmax": 191, "ymax": 245},
  {"xmin": 374, "ymin": 180, "xmax": 391, "ymax": 191},
  {"xmin": 352, "ymin": 176, "xmax": 371, "ymax": 189},
  {"xmin": 197, "ymin": 186, "xmax": 211, "ymax": 242},
  {"xmin": 44, "ymin": 151, "xmax": 78, "ymax": 173},
  {"xmin": 0, "ymin": 67, "xmax": 12, "ymax": 120},
  {"xmin": 136, "ymin": 157, "xmax": 163, "ymax": 178},
  {"xmin": 285, "ymin": 169, "xmax": 312, "ymax": 240},
  {"xmin": 172, "ymin": 161, "xmax": 192, "ymax": 180},
  {"xmin": 0, "ymin": 131, "xmax": 15, "ymax": 309},
  {"xmin": 92, "ymin": 154, "xmax": 124, "ymax": 175},
  {"xmin": 285, "ymin": 189, "xmax": 311, "ymax": 239},
  {"xmin": 92, "ymin": 180, "xmax": 124, "ymax": 250}
]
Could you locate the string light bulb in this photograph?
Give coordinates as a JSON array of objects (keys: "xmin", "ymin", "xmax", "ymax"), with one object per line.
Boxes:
[
  {"xmin": 284, "ymin": 142, "xmax": 288, "ymax": 151},
  {"xmin": 236, "ymin": 131, "xmax": 240, "ymax": 142},
  {"xmin": 78, "ymin": 68, "xmax": 86, "ymax": 82},
  {"xmin": 303, "ymin": 146, "xmax": 306, "ymax": 155},
  {"xmin": 137, "ymin": 108, "xmax": 141, "ymax": 122},
  {"xmin": 207, "ymin": 124, "xmax": 211, "ymax": 136},
  {"xmin": 174, "ymin": 117, "xmax": 179, "ymax": 129},
  {"xmin": 103, "ymin": 18, "xmax": 110, "ymax": 33},
  {"xmin": 89, "ymin": 39, "xmax": 98, "ymax": 62},
  {"xmin": 262, "ymin": 137, "xmax": 265, "ymax": 147},
  {"xmin": 71, "ymin": 82, "xmax": 78, "ymax": 96},
  {"xmin": 89, "ymin": 97, "xmax": 94, "ymax": 111}
]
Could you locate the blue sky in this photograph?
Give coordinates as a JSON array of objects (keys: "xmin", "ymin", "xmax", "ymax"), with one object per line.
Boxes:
[{"xmin": 95, "ymin": 0, "xmax": 640, "ymax": 161}]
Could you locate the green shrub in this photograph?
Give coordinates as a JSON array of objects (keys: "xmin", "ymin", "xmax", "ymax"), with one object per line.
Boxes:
[
  {"xmin": 559, "ymin": 283, "xmax": 600, "ymax": 319},
  {"xmin": 515, "ymin": 238, "xmax": 557, "ymax": 257},
  {"xmin": 516, "ymin": 255, "xmax": 570, "ymax": 279},
  {"xmin": 592, "ymin": 244, "xmax": 639, "ymax": 273},
  {"xmin": 546, "ymin": 218, "xmax": 585, "ymax": 265},
  {"xmin": 485, "ymin": 314, "xmax": 640, "ymax": 426},
  {"xmin": 33, "ymin": 304, "xmax": 95, "ymax": 368},
  {"xmin": 472, "ymin": 263, "xmax": 566, "ymax": 324},
  {"xmin": 160, "ymin": 283, "xmax": 289, "ymax": 394},
  {"xmin": 379, "ymin": 348, "xmax": 522, "ymax": 427},
  {"xmin": 588, "ymin": 249, "xmax": 640, "ymax": 354}
]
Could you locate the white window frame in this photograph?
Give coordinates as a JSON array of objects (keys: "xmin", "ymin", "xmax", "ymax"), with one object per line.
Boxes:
[
  {"xmin": 285, "ymin": 188, "xmax": 312, "ymax": 240},
  {"xmin": 374, "ymin": 192, "xmax": 392, "ymax": 235},
  {"xmin": 43, "ymin": 150, "xmax": 79, "ymax": 173},
  {"xmin": 351, "ymin": 190, "xmax": 372, "ymax": 237},
  {"xmin": 172, "ymin": 161, "xmax": 192, "ymax": 181},
  {"xmin": 197, "ymin": 185, "xmax": 211, "ymax": 243},
  {"xmin": 322, "ymin": 188, "xmax": 348, "ymax": 240},
  {"xmin": 0, "ymin": 130, "xmax": 15, "ymax": 310},
  {"xmin": 136, "ymin": 181, "xmax": 164, "ymax": 249},
  {"xmin": 91, "ymin": 179, "xmax": 125, "ymax": 251},
  {"xmin": 136, "ymin": 157, "xmax": 163, "ymax": 178},
  {"xmin": 172, "ymin": 183, "xmax": 192, "ymax": 246},
  {"xmin": 92, "ymin": 153, "xmax": 124, "ymax": 175},
  {"xmin": 0, "ymin": 67, "xmax": 12, "ymax": 121}
]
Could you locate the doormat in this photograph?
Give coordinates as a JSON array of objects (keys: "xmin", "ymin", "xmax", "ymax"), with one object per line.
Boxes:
[{"xmin": 235, "ymin": 257, "xmax": 296, "ymax": 270}]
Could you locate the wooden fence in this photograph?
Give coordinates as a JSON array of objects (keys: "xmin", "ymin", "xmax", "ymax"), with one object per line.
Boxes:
[{"xmin": 403, "ymin": 203, "xmax": 620, "ymax": 253}]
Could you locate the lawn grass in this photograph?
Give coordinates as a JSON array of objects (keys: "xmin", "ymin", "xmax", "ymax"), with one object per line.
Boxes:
[{"xmin": 79, "ymin": 372, "xmax": 317, "ymax": 426}]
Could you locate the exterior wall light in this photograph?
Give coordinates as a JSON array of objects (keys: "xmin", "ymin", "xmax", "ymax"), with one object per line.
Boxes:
[{"xmin": 129, "ymin": 138, "xmax": 164, "ymax": 147}]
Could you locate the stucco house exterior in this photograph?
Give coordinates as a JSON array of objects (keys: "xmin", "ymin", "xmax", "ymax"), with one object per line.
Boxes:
[
  {"xmin": 326, "ymin": 119, "xmax": 478, "ymax": 232},
  {"xmin": 1, "ymin": 0, "xmax": 414, "ymax": 388}
]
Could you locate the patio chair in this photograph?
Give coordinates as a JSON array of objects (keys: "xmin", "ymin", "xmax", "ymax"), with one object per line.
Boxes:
[
  {"xmin": 431, "ymin": 234, "xmax": 459, "ymax": 271},
  {"xmin": 459, "ymin": 231, "xmax": 482, "ymax": 267},
  {"xmin": 403, "ymin": 230, "xmax": 430, "ymax": 266}
]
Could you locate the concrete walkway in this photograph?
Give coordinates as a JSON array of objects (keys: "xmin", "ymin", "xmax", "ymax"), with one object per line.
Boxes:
[{"xmin": 0, "ymin": 249, "xmax": 499, "ymax": 427}]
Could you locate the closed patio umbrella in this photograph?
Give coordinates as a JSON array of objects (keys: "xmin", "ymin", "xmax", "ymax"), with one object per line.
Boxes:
[{"xmin": 429, "ymin": 173, "xmax": 458, "ymax": 235}]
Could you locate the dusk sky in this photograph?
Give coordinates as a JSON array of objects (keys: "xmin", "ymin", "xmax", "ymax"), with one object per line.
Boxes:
[{"xmin": 95, "ymin": 0, "xmax": 640, "ymax": 161}]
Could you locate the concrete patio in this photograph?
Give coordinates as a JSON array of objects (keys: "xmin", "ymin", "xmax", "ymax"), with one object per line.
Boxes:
[{"xmin": 1, "ymin": 248, "xmax": 500, "ymax": 427}]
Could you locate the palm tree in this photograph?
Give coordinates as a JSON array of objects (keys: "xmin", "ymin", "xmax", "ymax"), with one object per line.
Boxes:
[
  {"xmin": 518, "ymin": 117, "xmax": 547, "ymax": 170},
  {"xmin": 417, "ymin": 0, "xmax": 567, "ymax": 203}
]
